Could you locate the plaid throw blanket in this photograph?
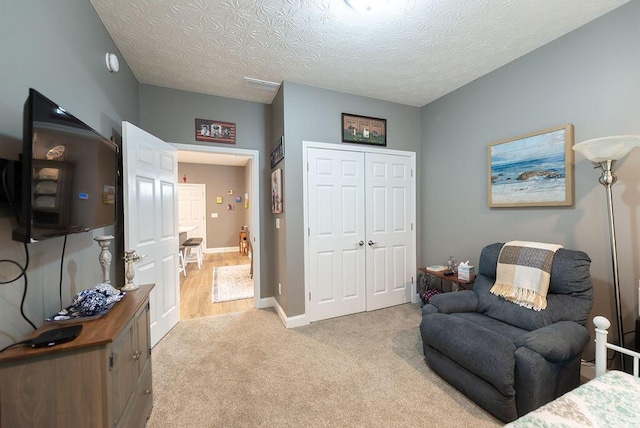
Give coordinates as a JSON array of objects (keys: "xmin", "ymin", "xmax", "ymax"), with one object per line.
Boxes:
[{"xmin": 490, "ymin": 241, "xmax": 563, "ymax": 311}]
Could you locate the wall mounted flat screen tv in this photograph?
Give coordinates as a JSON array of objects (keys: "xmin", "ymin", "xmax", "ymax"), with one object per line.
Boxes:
[{"xmin": 13, "ymin": 89, "xmax": 119, "ymax": 242}]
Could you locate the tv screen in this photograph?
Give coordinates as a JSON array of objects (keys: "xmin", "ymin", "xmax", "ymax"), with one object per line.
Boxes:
[{"xmin": 14, "ymin": 89, "xmax": 119, "ymax": 242}]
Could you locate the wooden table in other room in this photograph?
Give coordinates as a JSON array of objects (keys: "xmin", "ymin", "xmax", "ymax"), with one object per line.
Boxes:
[
  {"xmin": 238, "ymin": 230, "xmax": 248, "ymax": 255},
  {"xmin": 179, "ymin": 225, "xmax": 197, "ymax": 245},
  {"xmin": 419, "ymin": 267, "xmax": 475, "ymax": 292}
]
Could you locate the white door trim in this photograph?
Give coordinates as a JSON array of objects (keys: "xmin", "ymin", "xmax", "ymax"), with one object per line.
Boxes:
[
  {"xmin": 303, "ymin": 140, "xmax": 417, "ymax": 322},
  {"xmin": 172, "ymin": 143, "xmax": 262, "ymax": 309}
]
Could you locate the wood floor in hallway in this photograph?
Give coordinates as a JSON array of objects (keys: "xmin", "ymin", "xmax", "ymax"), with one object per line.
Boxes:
[{"xmin": 180, "ymin": 251, "xmax": 254, "ymax": 320}]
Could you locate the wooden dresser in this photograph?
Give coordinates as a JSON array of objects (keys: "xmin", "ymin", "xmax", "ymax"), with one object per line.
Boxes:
[{"xmin": 0, "ymin": 284, "xmax": 154, "ymax": 428}]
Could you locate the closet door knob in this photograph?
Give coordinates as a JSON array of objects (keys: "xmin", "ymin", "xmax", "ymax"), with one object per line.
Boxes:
[
  {"xmin": 368, "ymin": 240, "xmax": 376, "ymax": 246},
  {"xmin": 358, "ymin": 241, "xmax": 364, "ymax": 246}
]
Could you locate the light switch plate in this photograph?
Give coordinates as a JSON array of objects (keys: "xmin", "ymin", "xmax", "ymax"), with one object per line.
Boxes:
[
  {"xmin": 211, "ymin": 213, "xmax": 218, "ymax": 218},
  {"xmin": 276, "ymin": 218, "xmax": 280, "ymax": 228}
]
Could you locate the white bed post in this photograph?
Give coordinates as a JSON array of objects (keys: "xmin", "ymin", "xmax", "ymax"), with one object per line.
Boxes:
[{"xmin": 593, "ymin": 316, "xmax": 610, "ymax": 377}]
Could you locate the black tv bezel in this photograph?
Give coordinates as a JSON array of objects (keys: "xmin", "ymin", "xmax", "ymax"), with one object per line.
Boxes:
[{"xmin": 13, "ymin": 89, "xmax": 119, "ymax": 243}]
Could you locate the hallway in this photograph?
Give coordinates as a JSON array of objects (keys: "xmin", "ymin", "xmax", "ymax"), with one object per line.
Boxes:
[{"xmin": 180, "ymin": 252, "xmax": 254, "ymax": 320}]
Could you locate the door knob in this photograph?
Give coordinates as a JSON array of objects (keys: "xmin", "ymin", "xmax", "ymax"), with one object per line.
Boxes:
[
  {"xmin": 368, "ymin": 240, "xmax": 376, "ymax": 246},
  {"xmin": 358, "ymin": 241, "xmax": 365, "ymax": 246}
]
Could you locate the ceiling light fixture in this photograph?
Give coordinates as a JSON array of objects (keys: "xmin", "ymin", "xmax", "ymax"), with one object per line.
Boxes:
[
  {"xmin": 243, "ymin": 77, "xmax": 281, "ymax": 92},
  {"xmin": 345, "ymin": 0, "xmax": 388, "ymax": 14}
]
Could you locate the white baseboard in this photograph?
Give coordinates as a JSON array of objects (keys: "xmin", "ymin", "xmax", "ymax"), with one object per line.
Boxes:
[
  {"xmin": 272, "ymin": 298, "xmax": 309, "ymax": 328},
  {"xmin": 204, "ymin": 247, "xmax": 239, "ymax": 254},
  {"xmin": 256, "ymin": 296, "xmax": 275, "ymax": 309}
]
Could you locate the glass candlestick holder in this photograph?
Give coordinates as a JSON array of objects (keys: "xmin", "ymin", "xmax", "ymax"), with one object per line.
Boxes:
[{"xmin": 122, "ymin": 250, "xmax": 144, "ymax": 291}]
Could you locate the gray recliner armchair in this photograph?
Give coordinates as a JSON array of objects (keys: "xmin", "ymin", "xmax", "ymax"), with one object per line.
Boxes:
[{"xmin": 419, "ymin": 243, "xmax": 593, "ymax": 422}]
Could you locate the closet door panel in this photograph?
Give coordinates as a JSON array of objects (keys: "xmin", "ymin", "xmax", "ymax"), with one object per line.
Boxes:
[
  {"xmin": 371, "ymin": 246, "xmax": 388, "ymax": 295},
  {"xmin": 308, "ymin": 148, "xmax": 366, "ymax": 321},
  {"xmin": 365, "ymin": 153, "xmax": 413, "ymax": 311}
]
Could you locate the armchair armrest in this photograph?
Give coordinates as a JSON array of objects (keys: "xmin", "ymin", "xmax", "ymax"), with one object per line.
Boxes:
[
  {"xmin": 426, "ymin": 290, "xmax": 479, "ymax": 314},
  {"xmin": 515, "ymin": 321, "xmax": 589, "ymax": 363}
]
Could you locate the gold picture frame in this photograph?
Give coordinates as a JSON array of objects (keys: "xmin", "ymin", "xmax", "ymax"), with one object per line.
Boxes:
[{"xmin": 488, "ymin": 124, "xmax": 574, "ymax": 207}]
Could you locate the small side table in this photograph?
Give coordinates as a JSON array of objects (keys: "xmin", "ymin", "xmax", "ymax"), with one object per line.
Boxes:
[
  {"xmin": 238, "ymin": 230, "xmax": 248, "ymax": 255},
  {"xmin": 419, "ymin": 267, "xmax": 475, "ymax": 292}
]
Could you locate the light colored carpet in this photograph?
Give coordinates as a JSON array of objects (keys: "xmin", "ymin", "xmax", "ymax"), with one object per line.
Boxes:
[
  {"xmin": 148, "ymin": 304, "xmax": 500, "ymax": 427},
  {"xmin": 212, "ymin": 264, "xmax": 253, "ymax": 303}
]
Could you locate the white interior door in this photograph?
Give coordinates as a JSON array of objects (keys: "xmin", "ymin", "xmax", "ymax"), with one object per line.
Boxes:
[
  {"xmin": 365, "ymin": 153, "xmax": 413, "ymax": 310},
  {"xmin": 178, "ymin": 183, "xmax": 206, "ymax": 244},
  {"xmin": 122, "ymin": 121, "xmax": 179, "ymax": 347},
  {"xmin": 307, "ymin": 148, "xmax": 366, "ymax": 321}
]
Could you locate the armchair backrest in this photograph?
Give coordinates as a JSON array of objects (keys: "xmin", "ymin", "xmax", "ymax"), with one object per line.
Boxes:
[{"xmin": 473, "ymin": 243, "xmax": 593, "ymax": 331}]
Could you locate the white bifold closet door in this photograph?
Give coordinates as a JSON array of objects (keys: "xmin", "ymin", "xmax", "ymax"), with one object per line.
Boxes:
[{"xmin": 307, "ymin": 147, "xmax": 414, "ymax": 322}]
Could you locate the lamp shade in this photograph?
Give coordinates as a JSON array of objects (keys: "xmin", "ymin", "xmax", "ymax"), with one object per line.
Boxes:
[{"xmin": 573, "ymin": 135, "xmax": 640, "ymax": 162}]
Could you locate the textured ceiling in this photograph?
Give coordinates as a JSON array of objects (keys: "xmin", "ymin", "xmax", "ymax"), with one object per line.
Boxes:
[{"xmin": 90, "ymin": 0, "xmax": 629, "ymax": 107}]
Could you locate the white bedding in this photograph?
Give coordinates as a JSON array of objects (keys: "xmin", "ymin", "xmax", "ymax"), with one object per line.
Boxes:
[{"xmin": 506, "ymin": 370, "xmax": 640, "ymax": 427}]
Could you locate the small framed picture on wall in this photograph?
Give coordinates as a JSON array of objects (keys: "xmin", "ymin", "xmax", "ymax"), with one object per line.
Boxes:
[
  {"xmin": 271, "ymin": 169, "xmax": 283, "ymax": 214},
  {"xmin": 195, "ymin": 118, "xmax": 236, "ymax": 144},
  {"xmin": 341, "ymin": 113, "xmax": 386, "ymax": 146}
]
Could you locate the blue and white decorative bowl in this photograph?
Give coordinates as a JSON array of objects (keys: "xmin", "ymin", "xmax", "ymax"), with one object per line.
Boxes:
[{"xmin": 77, "ymin": 291, "xmax": 108, "ymax": 316}]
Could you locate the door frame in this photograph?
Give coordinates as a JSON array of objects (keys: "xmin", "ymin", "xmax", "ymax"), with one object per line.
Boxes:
[
  {"xmin": 302, "ymin": 141, "xmax": 417, "ymax": 322},
  {"xmin": 172, "ymin": 143, "xmax": 262, "ymax": 309}
]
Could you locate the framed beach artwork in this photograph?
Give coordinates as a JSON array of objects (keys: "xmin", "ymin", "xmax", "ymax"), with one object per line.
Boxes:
[{"xmin": 488, "ymin": 124, "xmax": 574, "ymax": 207}]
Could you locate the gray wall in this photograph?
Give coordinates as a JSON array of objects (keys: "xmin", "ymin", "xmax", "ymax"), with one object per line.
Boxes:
[
  {"xmin": 138, "ymin": 84, "xmax": 271, "ymax": 298},
  {"xmin": 0, "ymin": 0, "xmax": 139, "ymax": 349},
  {"xmin": 177, "ymin": 163, "xmax": 248, "ymax": 248},
  {"xmin": 3, "ymin": 0, "xmax": 634, "ymax": 351},
  {"xmin": 420, "ymin": 1, "xmax": 640, "ymax": 352},
  {"xmin": 280, "ymin": 81, "xmax": 422, "ymax": 316},
  {"xmin": 269, "ymin": 87, "xmax": 285, "ymax": 304}
]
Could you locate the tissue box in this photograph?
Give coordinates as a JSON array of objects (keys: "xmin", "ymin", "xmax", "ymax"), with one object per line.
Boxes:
[{"xmin": 458, "ymin": 265, "xmax": 475, "ymax": 280}]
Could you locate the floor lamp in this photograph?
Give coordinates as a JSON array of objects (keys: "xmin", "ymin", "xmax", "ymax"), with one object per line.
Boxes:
[{"xmin": 573, "ymin": 135, "xmax": 640, "ymax": 370}]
